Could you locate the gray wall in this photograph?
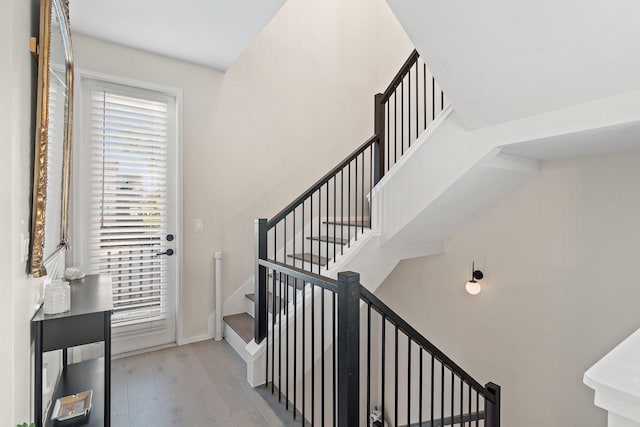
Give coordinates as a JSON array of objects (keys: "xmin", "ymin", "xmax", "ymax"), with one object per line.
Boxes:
[{"xmin": 376, "ymin": 150, "xmax": 640, "ymax": 426}]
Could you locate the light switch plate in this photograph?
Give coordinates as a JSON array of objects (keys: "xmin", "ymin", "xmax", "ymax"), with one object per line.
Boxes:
[{"xmin": 193, "ymin": 218, "xmax": 204, "ymax": 232}]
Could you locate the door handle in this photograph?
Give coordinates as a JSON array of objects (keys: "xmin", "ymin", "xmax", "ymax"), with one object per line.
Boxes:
[{"xmin": 155, "ymin": 249, "xmax": 174, "ymax": 257}]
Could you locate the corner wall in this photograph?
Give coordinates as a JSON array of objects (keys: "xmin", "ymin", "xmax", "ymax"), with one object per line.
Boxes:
[
  {"xmin": 375, "ymin": 150, "xmax": 640, "ymax": 426},
  {"xmin": 1, "ymin": 0, "xmax": 48, "ymax": 424}
]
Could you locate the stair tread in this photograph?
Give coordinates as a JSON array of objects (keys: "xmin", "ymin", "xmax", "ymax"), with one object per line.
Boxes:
[
  {"xmin": 287, "ymin": 253, "xmax": 329, "ymax": 266},
  {"xmin": 323, "ymin": 219, "xmax": 371, "ymax": 228},
  {"xmin": 306, "ymin": 235, "xmax": 348, "ymax": 245},
  {"xmin": 223, "ymin": 313, "xmax": 254, "ymax": 344},
  {"xmin": 245, "ymin": 292, "xmax": 287, "ymax": 313}
]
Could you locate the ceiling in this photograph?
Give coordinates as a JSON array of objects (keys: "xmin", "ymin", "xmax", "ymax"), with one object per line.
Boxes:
[
  {"xmin": 70, "ymin": 0, "xmax": 287, "ymax": 71},
  {"xmin": 386, "ymin": 0, "xmax": 640, "ymax": 130}
]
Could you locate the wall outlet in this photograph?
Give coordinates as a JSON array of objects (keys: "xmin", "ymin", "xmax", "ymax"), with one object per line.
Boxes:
[{"xmin": 193, "ymin": 218, "xmax": 204, "ymax": 232}]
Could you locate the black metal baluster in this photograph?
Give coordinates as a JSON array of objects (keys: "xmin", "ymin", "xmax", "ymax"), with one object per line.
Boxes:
[
  {"xmin": 394, "ymin": 91, "xmax": 397, "ymax": 166},
  {"xmin": 347, "ymin": 162, "xmax": 351, "ymax": 247},
  {"xmin": 366, "ymin": 303, "xmax": 371, "ymax": 424},
  {"xmin": 408, "ymin": 67, "xmax": 411, "ymax": 152},
  {"xmin": 333, "ymin": 292, "xmax": 337, "ymax": 427},
  {"xmin": 386, "ymin": 98, "xmax": 390, "ymax": 173},
  {"xmin": 355, "ymin": 155, "xmax": 358, "ymax": 241},
  {"xmin": 431, "ymin": 355, "xmax": 435, "ymax": 427},
  {"xmin": 333, "ymin": 177, "xmax": 336, "ymax": 261},
  {"xmin": 286, "ymin": 270, "xmax": 290, "ymax": 411},
  {"xmin": 441, "ymin": 363, "xmax": 445, "ymax": 427},
  {"xmin": 340, "ymin": 170, "xmax": 344, "ymax": 256},
  {"xmin": 321, "ymin": 288, "xmax": 325, "ymax": 426},
  {"xmin": 310, "ymin": 194, "xmax": 313, "ymax": 273},
  {"xmin": 381, "ymin": 316, "xmax": 386, "ymax": 425},
  {"xmin": 369, "ymin": 147, "xmax": 373, "ymax": 222},
  {"xmin": 460, "ymin": 377, "xmax": 463, "ymax": 427},
  {"xmin": 432, "ymin": 76, "xmax": 435, "ymax": 121},
  {"xmin": 271, "ymin": 270, "xmax": 276, "ymax": 394},
  {"xmin": 395, "ymin": 325, "xmax": 399, "ymax": 427},
  {"xmin": 361, "ymin": 152, "xmax": 364, "ymax": 235},
  {"xmin": 407, "ymin": 338, "xmax": 411, "ymax": 426},
  {"xmin": 415, "ymin": 61, "xmax": 419, "ymax": 142},
  {"xmin": 326, "ymin": 183, "xmax": 329, "ymax": 271},
  {"xmin": 284, "ymin": 217, "xmax": 287, "ymax": 264},
  {"xmin": 441, "ymin": 89, "xmax": 444, "ymax": 112},
  {"xmin": 468, "ymin": 382, "xmax": 472, "ymax": 427},
  {"xmin": 311, "ymin": 282, "xmax": 315, "ymax": 425},
  {"xmin": 400, "ymin": 80, "xmax": 404, "ymax": 158},
  {"xmin": 451, "ymin": 372, "xmax": 454, "ymax": 427},
  {"xmin": 278, "ymin": 271, "xmax": 282, "ymax": 402},
  {"xmin": 419, "ymin": 347, "xmax": 423, "ymax": 427},
  {"xmin": 476, "ymin": 392, "xmax": 479, "ymax": 427},
  {"xmin": 265, "ymin": 266, "xmax": 269, "ymax": 390},
  {"xmin": 302, "ymin": 281, "xmax": 306, "ymax": 424},
  {"xmin": 318, "ymin": 189, "xmax": 321, "ymax": 274},
  {"xmin": 293, "ymin": 277, "xmax": 297, "ymax": 420},
  {"xmin": 423, "ymin": 62, "xmax": 427, "ymax": 130},
  {"xmin": 293, "ymin": 208, "xmax": 296, "ymax": 269}
]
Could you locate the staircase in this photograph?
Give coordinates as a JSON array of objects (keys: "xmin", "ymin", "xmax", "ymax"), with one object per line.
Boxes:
[{"xmin": 219, "ymin": 50, "xmax": 508, "ymax": 426}]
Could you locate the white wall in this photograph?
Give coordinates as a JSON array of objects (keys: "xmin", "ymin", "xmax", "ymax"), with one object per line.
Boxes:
[
  {"xmin": 192, "ymin": 0, "xmax": 412, "ymax": 337},
  {"xmin": 0, "ymin": 0, "xmax": 49, "ymax": 424},
  {"xmin": 375, "ymin": 150, "xmax": 640, "ymax": 426}
]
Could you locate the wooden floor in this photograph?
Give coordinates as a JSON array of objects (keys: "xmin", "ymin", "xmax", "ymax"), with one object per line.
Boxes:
[{"xmin": 111, "ymin": 339, "xmax": 297, "ymax": 426}]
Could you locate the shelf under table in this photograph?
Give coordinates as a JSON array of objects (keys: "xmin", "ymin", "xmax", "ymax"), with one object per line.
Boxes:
[{"xmin": 45, "ymin": 358, "xmax": 105, "ymax": 427}]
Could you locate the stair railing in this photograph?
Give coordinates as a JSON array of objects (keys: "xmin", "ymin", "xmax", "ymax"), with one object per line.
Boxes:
[
  {"xmin": 259, "ymin": 50, "xmax": 448, "ymax": 287},
  {"xmin": 254, "ymin": 50, "xmax": 465, "ymax": 425},
  {"xmin": 256, "ymin": 259, "xmax": 501, "ymax": 427}
]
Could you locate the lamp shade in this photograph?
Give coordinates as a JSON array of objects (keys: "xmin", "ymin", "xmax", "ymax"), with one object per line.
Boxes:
[{"xmin": 465, "ymin": 280, "xmax": 481, "ymax": 295}]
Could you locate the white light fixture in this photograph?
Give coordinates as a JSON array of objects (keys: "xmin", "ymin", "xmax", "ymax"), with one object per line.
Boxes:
[{"xmin": 465, "ymin": 262, "xmax": 484, "ymax": 295}]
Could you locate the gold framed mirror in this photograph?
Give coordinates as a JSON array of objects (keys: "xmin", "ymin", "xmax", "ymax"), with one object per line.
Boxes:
[{"xmin": 30, "ymin": 0, "xmax": 74, "ymax": 277}]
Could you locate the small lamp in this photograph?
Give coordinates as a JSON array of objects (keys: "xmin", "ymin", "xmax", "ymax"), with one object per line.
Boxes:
[{"xmin": 465, "ymin": 262, "xmax": 484, "ymax": 295}]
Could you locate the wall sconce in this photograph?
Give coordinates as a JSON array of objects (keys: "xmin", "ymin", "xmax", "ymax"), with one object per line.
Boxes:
[{"xmin": 465, "ymin": 262, "xmax": 484, "ymax": 295}]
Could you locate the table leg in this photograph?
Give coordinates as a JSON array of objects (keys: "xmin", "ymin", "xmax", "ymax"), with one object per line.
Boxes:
[{"xmin": 34, "ymin": 322, "xmax": 43, "ymax": 427}]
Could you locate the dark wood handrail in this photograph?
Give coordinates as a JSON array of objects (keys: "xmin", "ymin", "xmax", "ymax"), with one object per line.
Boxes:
[
  {"xmin": 266, "ymin": 134, "xmax": 379, "ymax": 229},
  {"xmin": 359, "ymin": 285, "xmax": 496, "ymax": 402},
  {"xmin": 258, "ymin": 258, "xmax": 339, "ymax": 292},
  {"xmin": 381, "ymin": 49, "xmax": 420, "ymax": 102}
]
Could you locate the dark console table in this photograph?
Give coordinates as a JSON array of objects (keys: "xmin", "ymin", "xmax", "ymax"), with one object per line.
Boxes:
[{"xmin": 33, "ymin": 274, "xmax": 112, "ymax": 427}]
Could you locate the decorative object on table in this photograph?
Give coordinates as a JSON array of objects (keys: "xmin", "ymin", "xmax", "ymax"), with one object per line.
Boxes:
[
  {"xmin": 51, "ymin": 390, "xmax": 93, "ymax": 422},
  {"xmin": 64, "ymin": 266, "xmax": 85, "ymax": 281},
  {"xmin": 17, "ymin": 423, "xmax": 36, "ymax": 427},
  {"xmin": 43, "ymin": 279, "xmax": 71, "ymax": 314}
]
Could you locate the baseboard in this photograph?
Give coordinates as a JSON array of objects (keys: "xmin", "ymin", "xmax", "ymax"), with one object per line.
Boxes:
[{"xmin": 178, "ymin": 332, "xmax": 215, "ymax": 346}]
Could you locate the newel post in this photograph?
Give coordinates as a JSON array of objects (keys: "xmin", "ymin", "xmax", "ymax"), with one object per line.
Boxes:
[
  {"xmin": 374, "ymin": 93, "xmax": 385, "ymax": 184},
  {"xmin": 485, "ymin": 382, "xmax": 501, "ymax": 427},
  {"xmin": 337, "ymin": 271, "xmax": 361, "ymax": 427},
  {"xmin": 254, "ymin": 218, "xmax": 268, "ymax": 344}
]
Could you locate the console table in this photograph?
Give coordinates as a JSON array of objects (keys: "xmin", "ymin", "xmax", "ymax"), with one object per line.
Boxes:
[{"xmin": 33, "ymin": 274, "xmax": 112, "ymax": 427}]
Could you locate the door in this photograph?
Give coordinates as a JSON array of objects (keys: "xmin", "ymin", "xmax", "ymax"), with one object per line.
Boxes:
[{"xmin": 79, "ymin": 77, "xmax": 179, "ymax": 354}]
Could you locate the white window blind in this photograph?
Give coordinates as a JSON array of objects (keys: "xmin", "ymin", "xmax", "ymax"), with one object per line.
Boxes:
[{"xmin": 88, "ymin": 87, "xmax": 170, "ymax": 326}]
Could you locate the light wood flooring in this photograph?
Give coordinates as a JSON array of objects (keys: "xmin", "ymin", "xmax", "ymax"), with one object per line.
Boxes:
[{"xmin": 111, "ymin": 339, "xmax": 297, "ymax": 426}]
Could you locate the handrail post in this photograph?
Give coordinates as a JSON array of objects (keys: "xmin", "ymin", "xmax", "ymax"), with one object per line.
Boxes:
[
  {"xmin": 254, "ymin": 218, "xmax": 268, "ymax": 344},
  {"xmin": 485, "ymin": 382, "xmax": 501, "ymax": 427},
  {"xmin": 337, "ymin": 271, "xmax": 361, "ymax": 427},
  {"xmin": 374, "ymin": 93, "xmax": 385, "ymax": 183}
]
